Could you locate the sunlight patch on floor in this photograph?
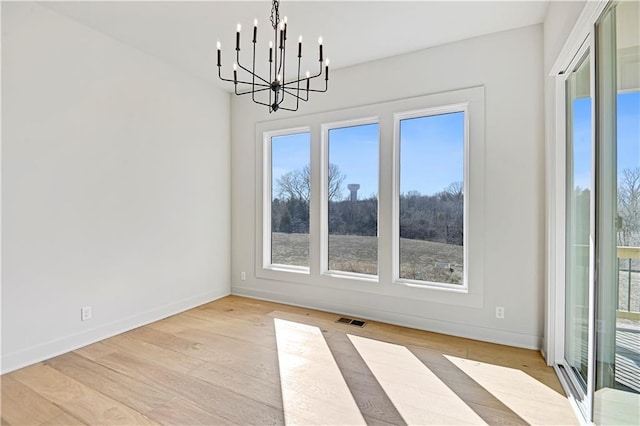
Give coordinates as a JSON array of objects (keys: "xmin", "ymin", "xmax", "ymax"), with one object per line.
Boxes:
[
  {"xmin": 349, "ymin": 334, "xmax": 487, "ymax": 425},
  {"xmin": 274, "ymin": 318, "xmax": 366, "ymax": 425},
  {"xmin": 445, "ymin": 355, "xmax": 579, "ymax": 425}
]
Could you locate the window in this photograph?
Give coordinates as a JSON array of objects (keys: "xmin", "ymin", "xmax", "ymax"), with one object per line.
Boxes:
[
  {"xmin": 267, "ymin": 130, "xmax": 311, "ymax": 270},
  {"xmin": 395, "ymin": 107, "xmax": 467, "ymax": 288},
  {"xmin": 257, "ymin": 86, "xmax": 483, "ymax": 302},
  {"xmin": 324, "ymin": 120, "xmax": 379, "ymax": 276}
]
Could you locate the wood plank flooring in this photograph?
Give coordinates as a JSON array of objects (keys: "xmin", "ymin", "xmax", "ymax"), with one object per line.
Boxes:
[{"xmin": 1, "ymin": 295, "xmax": 578, "ymax": 425}]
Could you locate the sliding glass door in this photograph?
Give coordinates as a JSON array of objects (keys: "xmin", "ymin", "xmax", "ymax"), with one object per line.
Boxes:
[
  {"xmin": 564, "ymin": 49, "xmax": 593, "ymax": 408},
  {"xmin": 594, "ymin": 3, "xmax": 640, "ymax": 424},
  {"xmin": 559, "ymin": 2, "xmax": 639, "ymax": 424}
]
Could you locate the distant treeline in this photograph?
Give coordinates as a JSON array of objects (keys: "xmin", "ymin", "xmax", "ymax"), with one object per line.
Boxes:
[{"xmin": 271, "ymin": 187, "xmax": 463, "ymax": 245}]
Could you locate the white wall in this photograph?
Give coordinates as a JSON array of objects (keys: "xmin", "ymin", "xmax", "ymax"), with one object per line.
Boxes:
[
  {"xmin": 543, "ymin": 0, "xmax": 587, "ymax": 74},
  {"xmin": 1, "ymin": 2, "xmax": 230, "ymax": 373},
  {"xmin": 231, "ymin": 25, "xmax": 545, "ymax": 349}
]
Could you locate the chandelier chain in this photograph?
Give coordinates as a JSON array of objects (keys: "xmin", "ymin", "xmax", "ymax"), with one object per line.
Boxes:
[{"xmin": 270, "ymin": 0, "xmax": 280, "ymax": 30}]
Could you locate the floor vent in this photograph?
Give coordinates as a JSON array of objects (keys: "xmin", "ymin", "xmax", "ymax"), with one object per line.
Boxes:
[{"xmin": 336, "ymin": 317, "xmax": 367, "ymax": 327}]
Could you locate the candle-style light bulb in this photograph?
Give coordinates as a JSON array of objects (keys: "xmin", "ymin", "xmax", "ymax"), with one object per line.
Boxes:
[
  {"xmin": 318, "ymin": 37, "xmax": 324, "ymax": 61},
  {"xmin": 216, "ymin": 41, "xmax": 221, "ymax": 66},
  {"xmin": 306, "ymin": 71, "xmax": 310, "ymax": 78},
  {"xmin": 269, "ymin": 41, "xmax": 273, "ymax": 62},
  {"xmin": 233, "ymin": 63, "xmax": 238, "ymax": 84},
  {"xmin": 298, "ymin": 35, "xmax": 302, "ymax": 57},
  {"xmin": 325, "ymin": 58, "xmax": 330, "ymax": 66},
  {"xmin": 237, "ymin": 23, "xmax": 242, "ymax": 32},
  {"xmin": 236, "ymin": 24, "xmax": 241, "ymax": 50},
  {"xmin": 252, "ymin": 19, "xmax": 257, "ymax": 43},
  {"xmin": 306, "ymin": 70, "xmax": 310, "ymax": 91}
]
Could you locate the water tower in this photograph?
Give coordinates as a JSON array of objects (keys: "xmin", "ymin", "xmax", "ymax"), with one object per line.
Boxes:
[{"xmin": 347, "ymin": 184, "xmax": 360, "ymax": 201}]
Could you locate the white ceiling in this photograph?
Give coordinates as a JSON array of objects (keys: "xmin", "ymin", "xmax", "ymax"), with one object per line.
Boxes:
[{"xmin": 41, "ymin": 1, "xmax": 550, "ymax": 91}]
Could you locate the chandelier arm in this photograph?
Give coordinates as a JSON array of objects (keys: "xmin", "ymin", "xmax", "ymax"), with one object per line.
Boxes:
[
  {"xmin": 273, "ymin": 101, "xmax": 300, "ymax": 112},
  {"xmin": 290, "ymin": 55, "xmax": 301, "ymax": 111},
  {"xmin": 282, "ymin": 82, "xmax": 324, "ymax": 99},
  {"xmin": 282, "ymin": 73, "xmax": 319, "ymax": 87},
  {"xmin": 236, "ymin": 63, "xmax": 269, "ymax": 85},
  {"xmin": 281, "ymin": 88, "xmax": 306, "ymax": 100},
  {"xmin": 234, "ymin": 85, "xmax": 272, "ymax": 94},
  {"xmin": 289, "ymin": 88, "xmax": 309, "ymax": 102},
  {"xmin": 306, "ymin": 79, "xmax": 328, "ymax": 93},
  {"xmin": 235, "ymin": 86, "xmax": 273, "ymax": 99},
  {"xmin": 276, "ymin": 23, "xmax": 286, "ymax": 80},
  {"xmin": 236, "ymin": 52, "xmax": 269, "ymax": 86},
  {"xmin": 233, "ymin": 79, "xmax": 271, "ymax": 88},
  {"xmin": 282, "ymin": 60, "xmax": 323, "ymax": 86},
  {"xmin": 276, "ymin": 30, "xmax": 287, "ymax": 106},
  {"xmin": 234, "ymin": 90, "xmax": 273, "ymax": 107},
  {"xmin": 219, "ymin": 66, "xmax": 270, "ymax": 88},
  {"xmin": 251, "ymin": 39, "xmax": 262, "ymax": 106},
  {"xmin": 306, "ymin": 87, "xmax": 329, "ymax": 93},
  {"xmin": 273, "ymin": 26, "xmax": 279, "ymax": 80}
]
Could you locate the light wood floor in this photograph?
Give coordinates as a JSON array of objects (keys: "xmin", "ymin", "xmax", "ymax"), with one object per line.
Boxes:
[{"xmin": 1, "ymin": 296, "xmax": 578, "ymax": 425}]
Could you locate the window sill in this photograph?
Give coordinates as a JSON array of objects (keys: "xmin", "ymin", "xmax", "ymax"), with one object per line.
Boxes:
[
  {"xmin": 323, "ymin": 270, "xmax": 379, "ymax": 283},
  {"xmin": 393, "ymin": 278, "xmax": 468, "ymax": 294},
  {"xmin": 264, "ymin": 264, "xmax": 310, "ymax": 274}
]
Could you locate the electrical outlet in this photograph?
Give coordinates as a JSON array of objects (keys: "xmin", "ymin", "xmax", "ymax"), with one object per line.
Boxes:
[
  {"xmin": 496, "ymin": 307, "xmax": 505, "ymax": 319},
  {"xmin": 241, "ymin": 271, "xmax": 246, "ymax": 281},
  {"xmin": 81, "ymin": 306, "xmax": 92, "ymax": 321}
]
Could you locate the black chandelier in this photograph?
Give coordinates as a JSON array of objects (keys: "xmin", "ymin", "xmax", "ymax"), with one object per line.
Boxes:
[{"xmin": 217, "ymin": 0, "xmax": 329, "ymax": 113}]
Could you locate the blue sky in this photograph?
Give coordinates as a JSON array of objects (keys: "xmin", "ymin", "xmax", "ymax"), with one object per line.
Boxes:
[
  {"xmin": 271, "ymin": 132, "xmax": 310, "ymax": 194},
  {"xmin": 272, "ymin": 112, "xmax": 465, "ymax": 199},
  {"xmin": 400, "ymin": 112, "xmax": 464, "ymax": 196},
  {"xmin": 272, "ymin": 92, "xmax": 638, "ymax": 199},
  {"xmin": 573, "ymin": 91, "xmax": 640, "ymax": 189},
  {"xmin": 329, "ymin": 123, "xmax": 379, "ymax": 199}
]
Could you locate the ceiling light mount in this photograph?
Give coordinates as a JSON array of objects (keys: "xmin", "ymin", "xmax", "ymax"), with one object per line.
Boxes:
[{"xmin": 217, "ymin": 0, "xmax": 329, "ymax": 113}]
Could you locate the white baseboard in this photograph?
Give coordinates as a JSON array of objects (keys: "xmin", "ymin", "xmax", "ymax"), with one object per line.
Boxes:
[
  {"xmin": 1, "ymin": 289, "xmax": 229, "ymax": 374},
  {"xmin": 233, "ymin": 286, "xmax": 541, "ymax": 350}
]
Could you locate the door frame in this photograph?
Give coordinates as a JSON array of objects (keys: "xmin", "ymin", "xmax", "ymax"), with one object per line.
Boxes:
[{"xmin": 545, "ymin": 0, "xmax": 610, "ymax": 423}]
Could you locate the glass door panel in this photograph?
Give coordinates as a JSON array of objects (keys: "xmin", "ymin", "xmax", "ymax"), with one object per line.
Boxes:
[
  {"xmin": 565, "ymin": 50, "xmax": 592, "ymax": 396},
  {"xmin": 595, "ymin": 3, "xmax": 640, "ymax": 424}
]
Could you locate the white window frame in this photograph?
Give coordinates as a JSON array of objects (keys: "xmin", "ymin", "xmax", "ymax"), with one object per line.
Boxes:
[
  {"xmin": 320, "ymin": 117, "xmax": 380, "ymax": 281},
  {"xmin": 392, "ymin": 104, "xmax": 470, "ymax": 292},
  {"xmin": 261, "ymin": 126, "xmax": 311, "ymax": 274},
  {"xmin": 255, "ymin": 86, "xmax": 485, "ymax": 308}
]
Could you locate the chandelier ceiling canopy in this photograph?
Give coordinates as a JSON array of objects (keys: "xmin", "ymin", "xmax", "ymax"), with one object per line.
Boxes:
[{"xmin": 217, "ymin": 0, "xmax": 329, "ymax": 113}]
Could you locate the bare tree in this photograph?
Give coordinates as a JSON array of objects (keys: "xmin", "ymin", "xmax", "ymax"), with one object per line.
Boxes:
[
  {"xmin": 328, "ymin": 163, "xmax": 346, "ymax": 201},
  {"xmin": 276, "ymin": 163, "xmax": 346, "ymax": 202},
  {"xmin": 445, "ymin": 181, "xmax": 464, "ymax": 199},
  {"xmin": 277, "ymin": 165, "xmax": 311, "ymax": 202},
  {"xmin": 618, "ymin": 167, "xmax": 640, "ymax": 246}
]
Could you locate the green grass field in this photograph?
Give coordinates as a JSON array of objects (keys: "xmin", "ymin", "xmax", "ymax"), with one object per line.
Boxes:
[{"xmin": 271, "ymin": 232, "xmax": 463, "ymax": 284}]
